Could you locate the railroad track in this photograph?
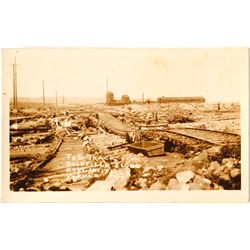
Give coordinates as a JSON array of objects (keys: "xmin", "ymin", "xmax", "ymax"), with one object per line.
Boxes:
[
  {"xmin": 168, "ymin": 128, "xmax": 240, "ymax": 145},
  {"xmin": 99, "ymin": 112, "xmax": 240, "ymax": 150},
  {"xmin": 143, "ymin": 127, "xmax": 240, "ymax": 152}
]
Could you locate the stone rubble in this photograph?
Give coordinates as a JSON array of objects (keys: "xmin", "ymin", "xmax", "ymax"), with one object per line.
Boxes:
[{"xmin": 10, "ymin": 102, "xmax": 241, "ymax": 191}]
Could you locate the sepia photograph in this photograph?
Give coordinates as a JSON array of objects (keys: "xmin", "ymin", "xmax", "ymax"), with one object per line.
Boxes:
[{"xmin": 1, "ymin": 48, "xmax": 249, "ymax": 202}]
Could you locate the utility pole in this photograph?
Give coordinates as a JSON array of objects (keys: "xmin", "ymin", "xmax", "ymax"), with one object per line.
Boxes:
[
  {"xmin": 142, "ymin": 91, "xmax": 144, "ymax": 104},
  {"xmin": 106, "ymin": 74, "xmax": 109, "ymax": 92},
  {"xmin": 55, "ymin": 90, "xmax": 57, "ymax": 108},
  {"xmin": 62, "ymin": 95, "xmax": 64, "ymax": 105},
  {"xmin": 42, "ymin": 80, "xmax": 45, "ymax": 108},
  {"xmin": 13, "ymin": 57, "xmax": 17, "ymax": 109}
]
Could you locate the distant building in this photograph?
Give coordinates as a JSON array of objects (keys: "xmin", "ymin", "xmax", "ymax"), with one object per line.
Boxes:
[
  {"xmin": 121, "ymin": 95, "xmax": 131, "ymax": 104},
  {"xmin": 106, "ymin": 91, "xmax": 131, "ymax": 105},
  {"xmin": 106, "ymin": 91, "xmax": 114, "ymax": 105},
  {"xmin": 157, "ymin": 96, "xmax": 205, "ymax": 104}
]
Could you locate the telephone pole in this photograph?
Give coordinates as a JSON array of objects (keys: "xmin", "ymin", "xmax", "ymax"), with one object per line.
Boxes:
[
  {"xmin": 106, "ymin": 74, "xmax": 109, "ymax": 92},
  {"xmin": 13, "ymin": 57, "xmax": 17, "ymax": 109},
  {"xmin": 42, "ymin": 80, "xmax": 45, "ymax": 108},
  {"xmin": 55, "ymin": 90, "xmax": 57, "ymax": 108}
]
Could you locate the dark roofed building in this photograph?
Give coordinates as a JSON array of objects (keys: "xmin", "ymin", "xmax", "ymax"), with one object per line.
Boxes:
[{"xmin": 157, "ymin": 96, "xmax": 205, "ymax": 104}]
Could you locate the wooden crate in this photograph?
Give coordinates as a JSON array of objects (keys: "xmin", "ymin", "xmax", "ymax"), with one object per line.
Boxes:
[{"xmin": 127, "ymin": 141, "xmax": 165, "ymax": 157}]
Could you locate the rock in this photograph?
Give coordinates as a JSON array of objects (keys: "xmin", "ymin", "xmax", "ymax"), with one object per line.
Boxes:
[
  {"xmin": 170, "ymin": 183, "xmax": 190, "ymax": 190},
  {"xmin": 168, "ymin": 178, "xmax": 178, "ymax": 188},
  {"xmin": 191, "ymin": 151, "xmax": 209, "ymax": 168},
  {"xmin": 149, "ymin": 181, "xmax": 166, "ymax": 190},
  {"xmin": 26, "ymin": 187, "xmax": 41, "ymax": 191},
  {"xmin": 225, "ymin": 161, "xmax": 234, "ymax": 169},
  {"xmin": 222, "ymin": 158, "xmax": 235, "ymax": 168},
  {"xmin": 213, "ymin": 183, "xmax": 224, "ymax": 190},
  {"xmin": 143, "ymin": 166, "xmax": 155, "ymax": 172},
  {"xmin": 193, "ymin": 175, "xmax": 212, "ymax": 190},
  {"xmin": 142, "ymin": 172, "xmax": 151, "ymax": 177},
  {"xmin": 24, "ymin": 161, "xmax": 32, "ymax": 167},
  {"xmin": 129, "ymin": 163, "xmax": 141, "ymax": 169},
  {"xmin": 196, "ymin": 169, "xmax": 203, "ymax": 176},
  {"xmin": 189, "ymin": 183, "xmax": 202, "ymax": 190},
  {"xmin": 87, "ymin": 180, "xmax": 112, "ymax": 191},
  {"xmin": 213, "ymin": 165, "xmax": 225, "ymax": 177},
  {"xmin": 209, "ymin": 161, "xmax": 220, "ymax": 171},
  {"xmin": 230, "ymin": 168, "xmax": 240, "ymax": 178},
  {"xmin": 201, "ymin": 167, "xmax": 207, "ymax": 172},
  {"xmin": 204, "ymin": 170, "xmax": 213, "ymax": 179},
  {"xmin": 232, "ymin": 159, "xmax": 239, "ymax": 166},
  {"xmin": 106, "ymin": 167, "xmax": 131, "ymax": 190},
  {"xmin": 176, "ymin": 170, "xmax": 195, "ymax": 184},
  {"xmin": 129, "ymin": 185, "xmax": 137, "ymax": 190},
  {"xmin": 207, "ymin": 146, "xmax": 222, "ymax": 155},
  {"xmin": 48, "ymin": 183, "xmax": 63, "ymax": 191},
  {"xmin": 43, "ymin": 177, "xmax": 49, "ymax": 183},
  {"xmin": 223, "ymin": 167, "xmax": 230, "ymax": 175},
  {"xmin": 219, "ymin": 174, "xmax": 231, "ymax": 182},
  {"xmin": 217, "ymin": 173, "xmax": 232, "ymax": 189},
  {"xmin": 222, "ymin": 158, "xmax": 229, "ymax": 164},
  {"xmin": 157, "ymin": 165, "xmax": 165, "ymax": 171},
  {"xmin": 135, "ymin": 178, "xmax": 148, "ymax": 189}
]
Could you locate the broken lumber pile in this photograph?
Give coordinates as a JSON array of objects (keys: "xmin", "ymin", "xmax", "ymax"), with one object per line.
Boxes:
[{"xmin": 98, "ymin": 112, "xmax": 134, "ymax": 136}]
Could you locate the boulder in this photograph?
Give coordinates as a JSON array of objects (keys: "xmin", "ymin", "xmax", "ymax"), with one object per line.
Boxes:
[
  {"xmin": 204, "ymin": 161, "xmax": 220, "ymax": 179},
  {"xmin": 149, "ymin": 181, "xmax": 166, "ymax": 190},
  {"xmin": 230, "ymin": 168, "xmax": 240, "ymax": 178},
  {"xmin": 193, "ymin": 175, "xmax": 212, "ymax": 190},
  {"xmin": 106, "ymin": 167, "xmax": 131, "ymax": 190},
  {"xmin": 189, "ymin": 183, "xmax": 202, "ymax": 190},
  {"xmin": 213, "ymin": 165, "xmax": 226, "ymax": 177},
  {"xmin": 43, "ymin": 177, "xmax": 49, "ymax": 183},
  {"xmin": 219, "ymin": 174, "xmax": 231, "ymax": 182},
  {"xmin": 167, "ymin": 178, "xmax": 178, "ymax": 188},
  {"xmin": 176, "ymin": 170, "xmax": 195, "ymax": 184},
  {"xmin": 225, "ymin": 161, "xmax": 234, "ymax": 169},
  {"xmin": 173, "ymin": 183, "xmax": 190, "ymax": 190},
  {"xmin": 222, "ymin": 158, "xmax": 236, "ymax": 168},
  {"xmin": 190, "ymin": 151, "xmax": 209, "ymax": 168},
  {"xmin": 143, "ymin": 166, "xmax": 155, "ymax": 172},
  {"xmin": 135, "ymin": 178, "xmax": 148, "ymax": 189},
  {"xmin": 209, "ymin": 161, "xmax": 220, "ymax": 171},
  {"xmin": 222, "ymin": 158, "xmax": 230, "ymax": 165},
  {"xmin": 87, "ymin": 180, "xmax": 112, "ymax": 191},
  {"xmin": 223, "ymin": 167, "xmax": 230, "ymax": 175},
  {"xmin": 157, "ymin": 165, "xmax": 165, "ymax": 171},
  {"xmin": 213, "ymin": 183, "xmax": 224, "ymax": 190},
  {"xmin": 195, "ymin": 169, "xmax": 203, "ymax": 176},
  {"xmin": 129, "ymin": 163, "xmax": 141, "ymax": 169}
]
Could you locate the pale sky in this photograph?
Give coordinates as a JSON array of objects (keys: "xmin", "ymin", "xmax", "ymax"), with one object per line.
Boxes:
[{"xmin": 3, "ymin": 48, "xmax": 248, "ymax": 102}]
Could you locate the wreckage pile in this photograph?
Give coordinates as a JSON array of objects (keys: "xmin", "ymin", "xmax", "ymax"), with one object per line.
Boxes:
[
  {"xmin": 9, "ymin": 107, "xmax": 99, "ymax": 191},
  {"xmin": 85, "ymin": 145, "xmax": 241, "ymax": 191},
  {"xmin": 9, "ymin": 102, "xmax": 241, "ymax": 191}
]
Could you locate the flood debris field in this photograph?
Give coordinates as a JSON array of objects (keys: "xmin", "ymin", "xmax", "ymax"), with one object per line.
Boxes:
[{"xmin": 9, "ymin": 102, "xmax": 241, "ymax": 191}]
